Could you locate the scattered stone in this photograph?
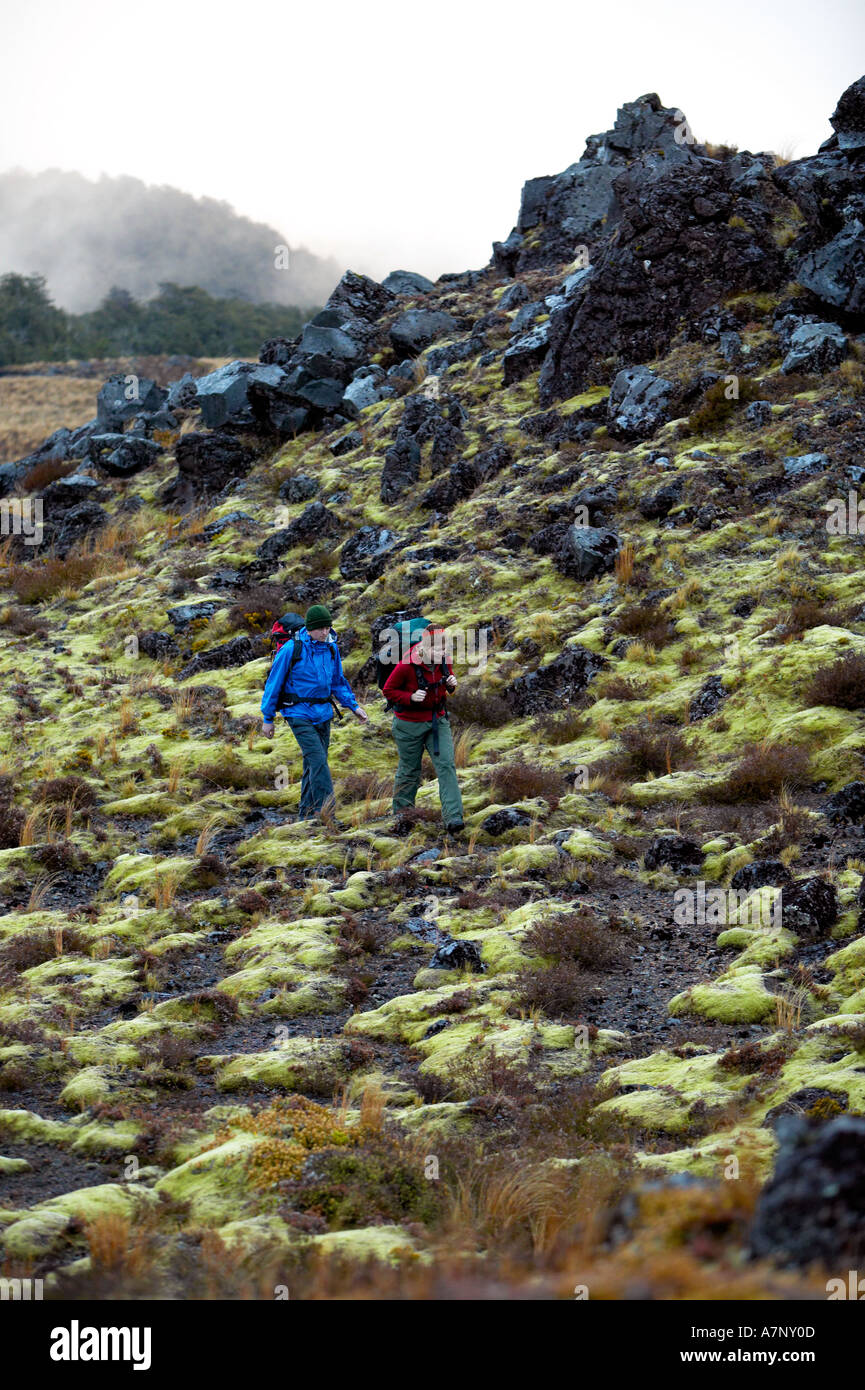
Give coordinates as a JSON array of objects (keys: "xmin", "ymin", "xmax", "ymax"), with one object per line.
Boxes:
[
  {"xmin": 730, "ymin": 860, "xmax": 793, "ymax": 891},
  {"xmin": 822, "ymin": 780, "xmax": 865, "ymax": 823},
  {"xmin": 749, "ymin": 1115, "xmax": 865, "ymax": 1266},
  {"xmin": 330, "ymin": 431, "xmax": 363, "ymax": 456},
  {"xmin": 639, "ymin": 477, "xmax": 683, "ymax": 521},
  {"xmin": 778, "ymin": 876, "xmax": 838, "ymax": 938},
  {"xmin": 390, "ymin": 309, "xmax": 457, "ymax": 358},
  {"xmin": 429, "ymin": 939, "xmax": 485, "ymax": 972},
  {"xmin": 608, "ymin": 367, "xmax": 676, "ymax": 440},
  {"xmin": 505, "ymin": 643, "xmax": 604, "ymax": 716},
  {"xmin": 382, "ymin": 270, "xmax": 436, "ymax": 295},
  {"xmin": 167, "ymin": 602, "xmax": 220, "ymax": 629},
  {"xmin": 644, "ymin": 837, "xmax": 704, "ymax": 872},
  {"xmin": 177, "ymin": 635, "xmax": 258, "ymax": 680},
  {"xmin": 278, "ymin": 474, "xmax": 319, "ymax": 503},
  {"xmin": 97, "ymin": 375, "xmax": 166, "ymax": 430},
  {"xmin": 555, "ymin": 524, "xmax": 619, "ymax": 580},
  {"xmin": 339, "ymin": 526, "xmax": 401, "ymax": 582},
  {"xmin": 783, "ymin": 452, "xmax": 830, "ymax": 477},
  {"xmin": 781, "ymin": 320, "xmax": 848, "ymax": 374},
  {"xmin": 689, "ymin": 675, "xmax": 729, "ymax": 723},
  {"xmin": 88, "ymin": 433, "xmax": 161, "ymax": 477},
  {"xmin": 502, "ymin": 324, "xmax": 550, "ymax": 384},
  {"xmin": 481, "ymin": 808, "xmax": 532, "ymax": 836}
]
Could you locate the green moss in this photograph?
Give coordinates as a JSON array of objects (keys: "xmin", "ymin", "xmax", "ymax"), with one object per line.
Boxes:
[
  {"xmin": 669, "ymin": 966, "xmax": 778, "ymax": 1023},
  {"xmin": 154, "ymin": 1133, "xmax": 261, "ymax": 1225}
]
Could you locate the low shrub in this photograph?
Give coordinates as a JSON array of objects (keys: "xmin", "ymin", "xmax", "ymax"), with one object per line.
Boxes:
[
  {"xmin": 712, "ymin": 741, "xmax": 811, "ymax": 803},
  {"xmin": 448, "ymin": 682, "xmax": 510, "ymax": 728},
  {"xmin": 485, "ymin": 758, "xmax": 565, "ymax": 809},
  {"xmin": 806, "ymin": 652, "xmax": 865, "ymax": 710}
]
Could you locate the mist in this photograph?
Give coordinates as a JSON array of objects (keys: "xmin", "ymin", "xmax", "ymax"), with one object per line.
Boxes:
[{"xmin": 0, "ymin": 169, "xmax": 344, "ymax": 312}]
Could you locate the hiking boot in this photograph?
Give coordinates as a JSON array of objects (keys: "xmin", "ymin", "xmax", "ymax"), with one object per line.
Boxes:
[{"xmin": 445, "ymin": 821, "xmax": 465, "ymax": 835}]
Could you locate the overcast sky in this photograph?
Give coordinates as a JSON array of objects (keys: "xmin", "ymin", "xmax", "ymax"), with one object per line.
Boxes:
[{"xmin": 1, "ymin": 0, "xmax": 863, "ymax": 283}]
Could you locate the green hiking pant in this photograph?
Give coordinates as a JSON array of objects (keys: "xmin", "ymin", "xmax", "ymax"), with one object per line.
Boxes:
[{"xmin": 391, "ymin": 716, "xmax": 464, "ymax": 825}]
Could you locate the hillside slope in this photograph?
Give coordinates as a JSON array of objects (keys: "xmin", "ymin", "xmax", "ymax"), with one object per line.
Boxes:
[{"xmin": 1, "ymin": 81, "xmax": 864, "ymax": 1299}]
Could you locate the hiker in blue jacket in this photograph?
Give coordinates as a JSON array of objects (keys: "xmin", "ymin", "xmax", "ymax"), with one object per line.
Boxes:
[{"xmin": 261, "ymin": 605, "xmax": 368, "ymax": 820}]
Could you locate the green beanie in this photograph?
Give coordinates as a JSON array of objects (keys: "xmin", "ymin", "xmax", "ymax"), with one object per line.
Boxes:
[{"xmin": 305, "ymin": 604, "xmax": 332, "ymax": 629}]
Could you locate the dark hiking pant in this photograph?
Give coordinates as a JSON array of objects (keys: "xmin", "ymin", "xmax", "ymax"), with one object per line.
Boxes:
[
  {"xmin": 288, "ymin": 718, "xmax": 333, "ymax": 819},
  {"xmin": 391, "ymin": 716, "xmax": 463, "ymax": 825}
]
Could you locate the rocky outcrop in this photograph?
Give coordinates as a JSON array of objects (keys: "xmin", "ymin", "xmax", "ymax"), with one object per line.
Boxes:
[
  {"xmin": 538, "ymin": 152, "xmax": 787, "ymax": 402},
  {"xmin": 505, "ymin": 643, "xmax": 604, "ymax": 715},
  {"xmin": 493, "ymin": 93, "xmax": 706, "ymax": 275},
  {"xmin": 774, "ymin": 77, "xmax": 865, "ymax": 317}
]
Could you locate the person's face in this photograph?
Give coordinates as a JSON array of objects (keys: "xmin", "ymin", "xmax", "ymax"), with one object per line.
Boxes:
[
  {"xmin": 309, "ymin": 626, "xmax": 331, "ymax": 642},
  {"xmin": 424, "ymin": 630, "xmax": 446, "ymax": 663}
]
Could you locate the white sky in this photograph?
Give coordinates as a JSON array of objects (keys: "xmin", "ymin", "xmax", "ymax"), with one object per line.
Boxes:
[{"xmin": 1, "ymin": 0, "xmax": 863, "ymax": 282}]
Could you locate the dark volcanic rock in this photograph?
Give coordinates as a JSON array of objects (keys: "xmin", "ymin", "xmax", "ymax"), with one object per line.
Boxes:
[
  {"xmin": 749, "ymin": 1115, "xmax": 865, "ymax": 1267},
  {"xmin": 493, "ymin": 93, "xmax": 705, "ymax": 275},
  {"xmin": 429, "ymin": 939, "xmax": 485, "ymax": 972},
  {"xmin": 329, "ymin": 431, "xmax": 363, "ymax": 457},
  {"xmin": 97, "ymin": 375, "xmax": 166, "ymax": 430},
  {"xmin": 608, "ymin": 367, "xmax": 676, "ymax": 441},
  {"xmin": 639, "ymin": 477, "xmax": 683, "ymax": 520},
  {"xmin": 644, "ymin": 836, "xmax": 704, "ymax": 872},
  {"xmin": 539, "ymin": 153, "xmax": 786, "ymax": 403},
  {"xmin": 763, "ymin": 1089, "xmax": 849, "ymax": 1131},
  {"xmin": 689, "ymin": 675, "xmax": 729, "ymax": 722},
  {"xmin": 797, "ymin": 200, "xmax": 865, "ymax": 316},
  {"xmin": 382, "ymin": 269, "xmax": 436, "ymax": 295},
  {"xmin": 338, "ymin": 526, "xmax": 401, "ymax": 582},
  {"xmin": 88, "ymin": 433, "xmax": 162, "ymax": 477},
  {"xmin": 555, "ymin": 524, "xmax": 618, "ymax": 579},
  {"xmin": 574, "ymin": 483, "xmax": 618, "ymax": 524},
  {"xmin": 730, "ymin": 860, "xmax": 793, "ymax": 892},
  {"xmin": 194, "ymin": 361, "xmax": 287, "ymax": 429},
  {"xmin": 278, "ymin": 474, "xmax": 319, "ymax": 503},
  {"xmin": 381, "ymin": 427, "xmax": 422, "ymax": 503},
  {"xmin": 482, "ymin": 807, "xmax": 532, "ymax": 836},
  {"xmin": 822, "ymin": 780, "xmax": 865, "ymax": 823},
  {"xmin": 772, "ymin": 79, "xmax": 865, "ymax": 316},
  {"xmin": 781, "ymin": 320, "xmax": 848, "ymax": 374},
  {"xmin": 255, "ymin": 501, "xmax": 339, "ymax": 569},
  {"xmin": 502, "ymin": 324, "xmax": 550, "ymax": 384},
  {"xmin": 177, "ymin": 635, "xmax": 258, "ymax": 681},
  {"xmin": 422, "ymin": 443, "xmax": 511, "ymax": 510},
  {"xmin": 505, "ymin": 643, "xmax": 604, "ymax": 716},
  {"xmin": 48, "ymin": 502, "xmax": 108, "ymax": 557},
  {"xmin": 136, "ymin": 630, "xmax": 179, "ymax": 660},
  {"xmin": 380, "ymin": 394, "xmax": 466, "ymax": 503},
  {"xmin": 390, "ymin": 309, "xmax": 457, "ymax": 359},
  {"xmin": 778, "ymin": 876, "xmax": 838, "ymax": 938},
  {"xmin": 42, "ymin": 474, "xmax": 109, "ymax": 510},
  {"xmin": 164, "ymin": 431, "xmax": 258, "ymax": 504},
  {"xmin": 167, "ymin": 602, "xmax": 220, "ymax": 630}
]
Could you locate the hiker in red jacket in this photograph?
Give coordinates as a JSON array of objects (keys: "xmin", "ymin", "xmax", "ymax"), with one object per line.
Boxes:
[{"xmin": 382, "ymin": 623, "xmax": 464, "ymax": 834}]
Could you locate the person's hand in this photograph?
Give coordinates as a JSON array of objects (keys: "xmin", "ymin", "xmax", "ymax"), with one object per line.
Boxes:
[
  {"xmin": 445, "ymin": 675, "xmax": 457, "ymax": 692},
  {"xmin": 410, "ymin": 689, "xmax": 427, "ymax": 703},
  {"xmin": 354, "ymin": 706, "xmax": 369, "ymax": 724},
  {"xmin": 261, "ymin": 721, "xmax": 275, "ymax": 738}
]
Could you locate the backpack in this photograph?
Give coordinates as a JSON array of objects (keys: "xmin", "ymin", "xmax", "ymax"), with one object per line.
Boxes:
[
  {"xmin": 268, "ymin": 612, "xmax": 340, "ymax": 717},
  {"xmin": 375, "ymin": 617, "xmax": 431, "ymax": 696},
  {"xmin": 376, "ymin": 617, "xmax": 449, "ymax": 714}
]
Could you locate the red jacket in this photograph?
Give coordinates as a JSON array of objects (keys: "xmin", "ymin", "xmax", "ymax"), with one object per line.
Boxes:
[{"xmin": 382, "ymin": 644, "xmax": 454, "ymax": 722}]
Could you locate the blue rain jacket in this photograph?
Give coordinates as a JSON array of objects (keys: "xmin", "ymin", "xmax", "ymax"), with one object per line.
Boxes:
[{"xmin": 261, "ymin": 627, "xmax": 359, "ymax": 725}]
